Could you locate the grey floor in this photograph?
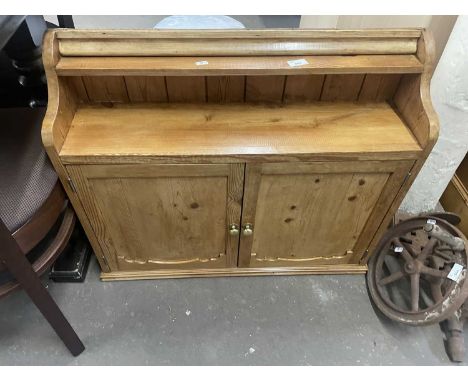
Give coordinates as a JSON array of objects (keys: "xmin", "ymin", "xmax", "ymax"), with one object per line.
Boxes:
[{"xmin": 0, "ymin": 257, "xmax": 465, "ymax": 365}]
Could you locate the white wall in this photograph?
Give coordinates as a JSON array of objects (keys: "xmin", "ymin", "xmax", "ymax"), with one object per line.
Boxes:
[
  {"xmin": 300, "ymin": 15, "xmax": 432, "ymax": 29},
  {"xmin": 400, "ymin": 16, "xmax": 468, "ymax": 213}
]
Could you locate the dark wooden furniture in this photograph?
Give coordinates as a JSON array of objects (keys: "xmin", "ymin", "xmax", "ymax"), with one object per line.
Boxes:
[
  {"xmin": 441, "ymin": 154, "xmax": 468, "ymax": 237},
  {"xmin": 0, "ymin": 107, "xmax": 84, "ymax": 356}
]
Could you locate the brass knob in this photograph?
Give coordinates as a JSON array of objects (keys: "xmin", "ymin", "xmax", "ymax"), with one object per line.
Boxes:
[
  {"xmin": 242, "ymin": 223, "xmax": 254, "ymax": 236},
  {"xmin": 228, "ymin": 224, "xmax": 240, "ymax": 236}
]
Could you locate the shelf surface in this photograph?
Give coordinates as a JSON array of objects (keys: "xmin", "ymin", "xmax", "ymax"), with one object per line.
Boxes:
[
  {"xmin": 60, "ymin": 102, "xmax": 422, "ymax": 162},
  {"xmin": 56, "ymin": 55, "xmax": 423, "ymax": 76}
]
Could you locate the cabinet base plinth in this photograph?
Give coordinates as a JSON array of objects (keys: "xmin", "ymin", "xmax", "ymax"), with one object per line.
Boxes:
[{"xmin": 100, "ymin": 265, "xmax": 367, "ymax": 281}]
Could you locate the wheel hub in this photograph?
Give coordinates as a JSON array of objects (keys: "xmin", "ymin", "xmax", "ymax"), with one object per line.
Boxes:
[{"xmin": 403, "ymin": 261, "xmax": 417, "ymax": 274}]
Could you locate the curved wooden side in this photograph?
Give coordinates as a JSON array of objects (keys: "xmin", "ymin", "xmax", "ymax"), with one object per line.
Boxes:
[
  {"xmin": 361, "ymin": 29, "xmax": 440, "ymax": 264},
  {"xmin": 390, "ymin": 31, "xmax": 438, "ymax": 148},
  {"xmin": 41, "ymin": 30, "xmax": 110, "ymax": 272},
  {"xmin": 418, "ymin": 29, "xmax": 440, "ymax": 147}
]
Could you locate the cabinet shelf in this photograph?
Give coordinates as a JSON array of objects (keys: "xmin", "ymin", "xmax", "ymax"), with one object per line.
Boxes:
[
  {"xmin": 59, "ymin": 102, "xmax": 421, "ymax": 163},
  {"xmin": 56, "ymin": 55, "xmax": 423, "ymax": 76}
]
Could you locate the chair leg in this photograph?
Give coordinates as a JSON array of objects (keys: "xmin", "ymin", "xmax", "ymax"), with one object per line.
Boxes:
[{"xmin": 0, "ymin": 221, "xmax": 85, "ymax": 356}]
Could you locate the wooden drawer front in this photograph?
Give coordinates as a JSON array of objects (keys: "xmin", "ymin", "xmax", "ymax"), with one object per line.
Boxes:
[
  {"xmin": 67, "ymin": 164, "xmax": 244, "ymax": 271},
  {"xmin": 239, "ymin": 161, "xmax": 412, "ymax": 267}
]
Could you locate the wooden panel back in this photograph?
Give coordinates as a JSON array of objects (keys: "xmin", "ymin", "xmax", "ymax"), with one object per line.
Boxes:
[
  {"xmin": 125, "ymin": 76, "xmax": 168, "ymax": 102},
  {"xmin": 245, "ymin": 76, "xmax": 285, "ymax": 102},
  {"xmin": 283, "ymin": 75, "xmax": 325, "ymax": 102},
  {"xmin": 64, "ymin": 73, "xmax": 402, "ymax": 104},
  {"xmin": 166, "ymin": 76, "xmax": 206, "ymax": 102},
  {"xmin": 359, "ymin": 74, "xmax": 402, "ymax": 102},
  {"xmin": 207, "ymin": 76, "xmax": 245, "ymax": 103},
  {"xmin": 82, "ymin": 76, "xmax": 129, "ymax": 103}
]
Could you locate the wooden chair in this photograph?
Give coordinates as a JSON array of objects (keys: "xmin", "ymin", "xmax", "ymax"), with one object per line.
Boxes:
[{"xmin": 0, "ymin": 107, "xmax": 84, "ymax": 356}]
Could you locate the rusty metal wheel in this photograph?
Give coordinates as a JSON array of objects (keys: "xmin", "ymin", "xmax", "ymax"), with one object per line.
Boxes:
[{"xmin": 367, "ymin": 216, "xmax": 468, "ymax": 326}]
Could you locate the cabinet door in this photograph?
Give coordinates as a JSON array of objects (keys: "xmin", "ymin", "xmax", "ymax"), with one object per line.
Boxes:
[
  {"xmin": 67, "ymin": 164, "xmax": 244, "ymax": 272},
  {"xmin": 238, "ymin": 161, "xmax": 412, "ymax": 267}
]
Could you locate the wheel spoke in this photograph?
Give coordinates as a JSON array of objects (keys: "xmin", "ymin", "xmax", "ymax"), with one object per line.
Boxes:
[
  {"xmin": 393, "ymin": 238, "xmax": 414, "ymax": 263},
  {"xmin": 400, "ymin": 239, "xmax": 417, "ymax": 258},
  {"xmin": 379, "ymin": 271, "xmax": 404, "ymax": 286},
  {"xmin": 410, "ymin": 273, "xmax": 420, "ymax": 312},
  {"xmin": 419, "ymin": 237, "xmax": 437, "ymax": 263},
  {"xmin": 420, "ymin": 265, "xmax": 449, "ymax": 278},
  {"xmin": 434, "ymin": 249, "xmax": 452, "ymax": 261}
]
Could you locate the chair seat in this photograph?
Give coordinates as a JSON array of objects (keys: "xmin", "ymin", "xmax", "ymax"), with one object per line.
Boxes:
[{"xmin": 0, "ymin": 107, "xmax": 57, "ymax": 232}]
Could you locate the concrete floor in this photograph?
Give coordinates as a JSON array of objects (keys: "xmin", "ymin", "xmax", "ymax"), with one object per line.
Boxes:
[{"xmin": 0, "ymin": 258, "xmax": 465, "ymax": 365}]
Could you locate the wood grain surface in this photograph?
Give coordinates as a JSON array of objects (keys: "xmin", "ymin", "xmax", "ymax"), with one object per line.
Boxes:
[
  {"xmin": 40, "ymin": 28, "xmax": 438, "ymax": 278},
  {"xmin": 56, "ymin": 55, "xmax": 423, "ymax": 76},
  {"xmin": 60, "ymin": 102, "xmax": 421, "ymax": 162},
  {"xmin": 67, "ymin": 164, "xmax": 243, "ymax": 271},
  {"xmin": 238, "ymin": 161, "xmax": 411, "ymax": 267}
]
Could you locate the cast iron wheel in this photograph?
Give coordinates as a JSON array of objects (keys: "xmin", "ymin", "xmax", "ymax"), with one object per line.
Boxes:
[{"xmin": 367, "ymin": 216, "xmax": 468, "ymax": 326}]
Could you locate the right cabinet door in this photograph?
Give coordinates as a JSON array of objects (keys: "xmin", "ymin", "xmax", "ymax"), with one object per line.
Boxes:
[{"xmin": 238, "ymin": 161, "xmax": 412, "ymax": 267}]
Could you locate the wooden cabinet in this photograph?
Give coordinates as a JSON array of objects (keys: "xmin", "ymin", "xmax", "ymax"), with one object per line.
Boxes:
[
  {"xmin": 41, "ymin": 29, "xmax": 439, "ymax": 280},
  {"xmin": 67, "ymin": 164, "xmax": 243, "ymax": 271},
  {"xmin": 238, "ymin": 161, "xmax": 412, "ymax": 267},
  {"xmin": 67, "ymin": 160, "xmax": 411, "ymax": 274},
  {"xmin": 440, "ymin": 154, "xmax": 468, "ymax": 238}
]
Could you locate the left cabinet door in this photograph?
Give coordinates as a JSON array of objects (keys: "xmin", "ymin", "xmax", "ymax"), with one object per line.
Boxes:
[{"xmin": 67, "ymin": 164, "xmax": 244, "ymax": 272}]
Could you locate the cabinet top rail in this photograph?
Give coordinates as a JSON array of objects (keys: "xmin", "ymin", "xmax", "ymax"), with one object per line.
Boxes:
[{"xmin": 54, "ymin": 28, "xmax": 422, "ymax": 57}]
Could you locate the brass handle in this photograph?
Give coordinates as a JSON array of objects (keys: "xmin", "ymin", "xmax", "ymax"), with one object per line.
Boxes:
[
  {"xmin": 242, "ymin": 223, "xmax": 254, "ymax": 236},
  {"xmin": 228, "ymin": 224, "xmax": 240, "ymax": 236}
]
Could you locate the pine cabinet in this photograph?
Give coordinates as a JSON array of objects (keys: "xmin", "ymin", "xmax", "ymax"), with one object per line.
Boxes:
[
  {"xmin": 67, "ymin": 164, "xmax": 243, "ymax": 271},
  {"xmin": 238, "ymin": 161, "xmax": 411, "ymax": 267},
  {"xmin": 41, "ymin": 28, "xmax": 439, "ymax": 280},
  {"xmin": 67, "ymin": 160, "xmax": 411, "ymax": 273}
]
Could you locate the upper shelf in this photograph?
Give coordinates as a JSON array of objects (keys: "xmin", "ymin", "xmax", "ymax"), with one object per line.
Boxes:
[
  {"xmin": 56, "ymin": 55, "xmax": 423, "ymax": 76},
  {"xmin": 54, "ymin": 28, "xmax": 424, "ymax": 76},
  {"xmin": 60, "ymin": 102, "xmax": 422, "ymax": 163}
]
